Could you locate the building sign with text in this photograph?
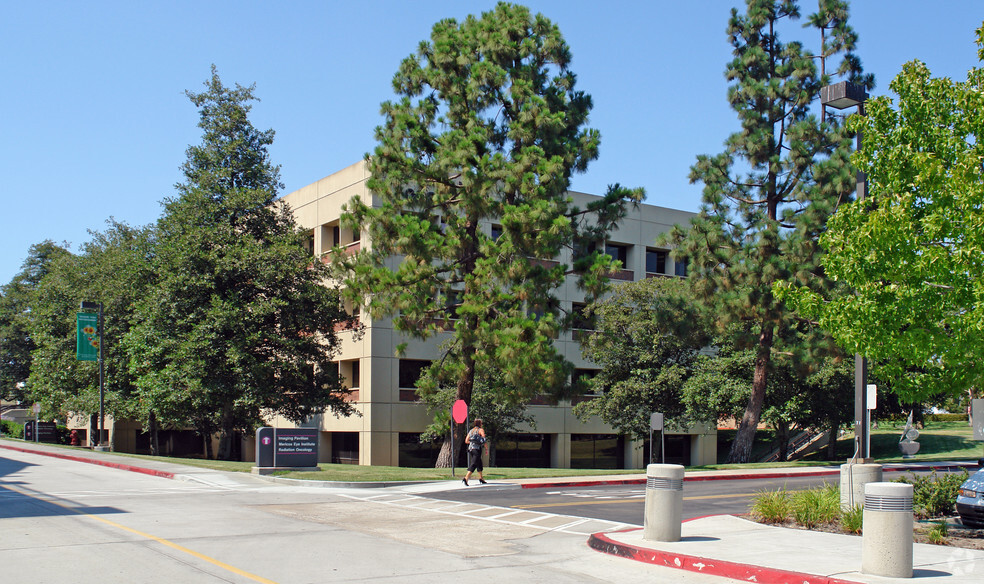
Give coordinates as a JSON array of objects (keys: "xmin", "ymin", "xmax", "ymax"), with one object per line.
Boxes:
[{"xmin": 255, "ymin": 427, "xmax": 319, "ymax": 468}]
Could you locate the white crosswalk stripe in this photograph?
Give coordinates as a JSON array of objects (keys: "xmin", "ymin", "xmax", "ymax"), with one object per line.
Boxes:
[{"xmin": 340, "ymin": 492, "xmax": 640, "ymax": 535}]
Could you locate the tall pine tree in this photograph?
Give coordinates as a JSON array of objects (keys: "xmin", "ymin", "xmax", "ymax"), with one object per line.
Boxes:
[
  {"xmin": 336, "ymin": 2, "xmax": 642, "ymax": 467},
  {"xmin": 666, "ymin": 0, "xmax": 872, "ymax": 462},
  {"xmin": 125, "ymin": 67, "xmax": 352, "ymax": 459}
]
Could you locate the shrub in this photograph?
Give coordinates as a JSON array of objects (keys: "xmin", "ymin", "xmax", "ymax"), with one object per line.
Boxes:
[
  {"xmin": 0, "ymin": 419, "xmax": 24, "ymax": 438},
  {"xmin": 893, "ymin": 470, "xmax": 969, "ymax": 518},
  {"xmin": 927, "ymin": 519, "xmax": 949, "ymax": 545},
  {"xmin": 791, "ymin": 484, "xmax": 840, "ymax": 528},
  {"xmin": 925, "ymin": 413, "xmax": 968, "ymax": 423},
  {"xmin": 841, "ymin": 504, "xmax": 863, "ymax": 534},
  {"xmin": 750, "ymin": 488, "xmax": 791, "ymax": 524}
]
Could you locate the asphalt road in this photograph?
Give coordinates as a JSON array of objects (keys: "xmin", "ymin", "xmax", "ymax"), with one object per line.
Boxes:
[
  {"xmin": 425, "ymin": 468, "xmax": 960, "ymax": 526},
  {"xmin": 0, "ymin": 447, "xmax": 742, "ymax": 584}
]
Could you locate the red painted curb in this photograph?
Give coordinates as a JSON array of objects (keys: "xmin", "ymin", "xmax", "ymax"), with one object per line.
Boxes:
[
  {"xmin": 521, "ymin": 478, "xmax": 646, "ymax": 489},
  {"xmin": 0, "ymin": 443, "xmax": 175, "ymax": 479},
  {"xmin": 587, "ymin": 529, "xmax": 862, "ymax": 584}
]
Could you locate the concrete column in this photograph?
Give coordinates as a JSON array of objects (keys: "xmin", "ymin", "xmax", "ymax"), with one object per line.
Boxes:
[
  {"xmin": 643, "ymin": 463, "xmax": 684, "ymax": 542},
  {"xmin": 862, "ymin": 482, "xmax": 913, "ymax": 578},
  {"xmin": 840, "ymin": 462, "xmax": 883, "ymax": 510}
]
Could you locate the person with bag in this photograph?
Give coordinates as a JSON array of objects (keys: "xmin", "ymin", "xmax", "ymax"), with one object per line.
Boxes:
[{"xmin": 462, "ymin": 418, "xmax": 488, "ymax": 486}]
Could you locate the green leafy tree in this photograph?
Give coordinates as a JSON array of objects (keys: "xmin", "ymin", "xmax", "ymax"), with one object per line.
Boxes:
[
  {"xmin": 778, "ymin": 24, "xmax": 984, "ymax": 402},
  {"xmin": 25, "ymin": 222, "xmax": 154, "ymax": 447},
  {"xmin": 665, "ymin": 0, "xmax": 871, "ymax": 462},
  {"xmin": 573, "ymin": 277, "xmax": 709, "ymax": 439},
  {"xmin": 0, "ymin": 241, "xmax": 70, "ymax": 403},
  {"xmin": 418, "ymin": 367, "xmax": 536, "ymax": 467},
  {"xmin": 125, "ymin": 67, "xmax": 353, "ymax": 460},
  {"xmin": 336, "ymin": 3, "xmax": 642, "ymax": 467}
]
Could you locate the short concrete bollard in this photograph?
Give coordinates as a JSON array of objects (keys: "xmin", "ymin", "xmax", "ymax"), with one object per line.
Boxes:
[
  {"xmin": 643, "ymin": 463, "xmax": 684, "ymax": 542},
  {"xmin": 840, "ymin": 462, "xmax": 882, "ymax": 510},
  {"xmin": 862, "ymin": 482, "xmax": 913, "ymax": 578}
]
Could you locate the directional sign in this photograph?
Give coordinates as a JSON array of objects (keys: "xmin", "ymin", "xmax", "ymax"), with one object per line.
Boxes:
[{"xmin": 650, "ymin": 412, "xmax": 664, "ymax": 431}]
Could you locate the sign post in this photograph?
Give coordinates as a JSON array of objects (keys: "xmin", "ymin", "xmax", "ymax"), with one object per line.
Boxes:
[
  {"xmin": 32, "ymin": 403, "xmax": 41, "ymax": 443},
  {"xmin": 452, "ymin": 400, "xmax": 468, "ymax": 477},
  {"xmin": 78, "ymin": 302, "xmax": 106, "ymax": 450},
  {"xmin": 972, "ymin": 399, "xmax": 984, "ymax": 442}
]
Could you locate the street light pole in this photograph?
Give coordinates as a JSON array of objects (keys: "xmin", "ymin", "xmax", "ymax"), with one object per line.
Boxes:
[
  {"xmin": 820, "ymin": 81, "xmax": 870, "ymax": 461},
  {"xmin": 81, "ymin": 301, "xmax": 106, "ymax": 451}
]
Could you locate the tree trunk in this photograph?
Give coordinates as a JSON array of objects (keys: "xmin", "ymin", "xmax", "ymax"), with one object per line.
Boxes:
[
  {"xmin": 435, "ymin": 316, "xmax": 478, "ymax": 469},
  {"xmin": 727, "ymin": 324, "xmax": 774, "ymax": 463},
  {"xmin": 203, "ymin": 433, "xmax": 213, "ymax": 460},
  {"xmin": 776, "ymin": 421, "xmax": 790, "ymax": 462},
  {"xmin": 89, "ymin": 413, "xmax": 98, "ymax": 447},
  {"xmin": 149, "ymin": 411, "xmax": 160, "ymax": 456},
  {"xmin": 826, "ymin": 419, "xmax": 839, "ymax": 460}
]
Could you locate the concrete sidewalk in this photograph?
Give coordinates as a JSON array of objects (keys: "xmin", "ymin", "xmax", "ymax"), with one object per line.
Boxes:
[{"xmin": 590, "ymin": 515, "xmax": 984, "ymax": 584}]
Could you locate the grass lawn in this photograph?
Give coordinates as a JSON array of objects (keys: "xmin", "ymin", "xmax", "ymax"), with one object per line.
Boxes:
[{"xmin": 6, "ymin": 420, "xmax": 981, "ymax": 481}]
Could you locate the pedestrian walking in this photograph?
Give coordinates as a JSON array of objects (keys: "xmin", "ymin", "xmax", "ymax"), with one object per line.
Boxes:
[{"xmin": 462, "ymin": 418, "xmax": 488, "ymax": 486}]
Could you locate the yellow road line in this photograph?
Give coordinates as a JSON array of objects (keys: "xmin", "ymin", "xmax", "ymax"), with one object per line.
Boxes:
[
  {"xmin": 4, "ymin": 483, "xmax": 280, "ymax": 584},
  {"xmin": 512, "ymin": 492, "xmax": 759, "ymax": 509}
]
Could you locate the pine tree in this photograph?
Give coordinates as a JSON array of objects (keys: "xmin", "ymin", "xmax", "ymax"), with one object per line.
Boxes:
[
  {"xmin": 336, "ymin": 3, "xmax": 642, "ymax": 467},
  {"xmin": 126, "ymin": 67, "xmax": 353, "ymax": 459},
  {"xmin": 666, "ymin": 0, "xmax": 871, "ymax": 463}
]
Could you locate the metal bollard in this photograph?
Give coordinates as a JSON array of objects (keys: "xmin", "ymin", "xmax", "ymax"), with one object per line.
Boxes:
[
  {"xmin": 862, "ymin": 482, "xmax": 913, "ymax": 578},
  {"xmin": 643, "ymin": 463, "xmax": 684, "ymax": 542},
  {"xmin": 839, "ymin": 462, "xmax": 883, "ymax": 510}
]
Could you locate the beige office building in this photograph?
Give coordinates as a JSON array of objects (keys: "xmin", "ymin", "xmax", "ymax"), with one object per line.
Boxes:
[{"xmin": 271, "ymin": 161, "xmax": 717, "ymax": 469}]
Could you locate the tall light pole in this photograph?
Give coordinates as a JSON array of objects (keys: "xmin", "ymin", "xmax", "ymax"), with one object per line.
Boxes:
[
  {"xmin": 820, "ymin": 81, "xmax": 870, "ymax": 461},
  {"xmin": 81, "ymin": 301, "xmax": 106, "ymax": 451}
]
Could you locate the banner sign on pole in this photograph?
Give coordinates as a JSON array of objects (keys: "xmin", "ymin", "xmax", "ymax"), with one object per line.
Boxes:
[{"xmin": 76, "ymin": 312, "xmax": 100, "ymax": 361}]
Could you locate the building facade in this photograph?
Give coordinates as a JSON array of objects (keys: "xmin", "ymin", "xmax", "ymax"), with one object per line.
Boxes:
[{"xmin": 271, "ymin": 161, "xmax": 716, "ymax": 469}]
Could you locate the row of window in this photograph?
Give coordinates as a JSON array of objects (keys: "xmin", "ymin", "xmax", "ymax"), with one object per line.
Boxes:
[{"xmin": 336, "ymin": 358, "xmax": 599, "ymax": 403}]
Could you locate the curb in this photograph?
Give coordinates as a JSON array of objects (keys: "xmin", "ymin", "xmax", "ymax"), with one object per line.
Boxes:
[
  {"xmin": 0, "ymin": 443, "xmax": 176, "ymax": 479},
  {"xmin": 587, "ymin": 528, "xmax": 861, "ymax": 584}
]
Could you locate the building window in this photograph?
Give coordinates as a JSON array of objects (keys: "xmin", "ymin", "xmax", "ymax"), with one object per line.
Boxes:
[
  {"xmin": 399, "ymin": 360, "xmax": 431, "ymax": 389},
  {"xmin": 674, "ymin": 257, "xmax": 688, "ymax": 277},
  {"xmin": 351, "ymin": 360, "xmax": 360, "ymax": 388},
  {"xmin": 571, "ymin": 303, "xmax": 594, "ymax": 331},
  {"xmin": 490, "ymin": 224, "xmax": 503, "ymax": 240},
  {"xmin": 570, "ymin": 434, "xmax": 624, "ymax": 469},
  {"xmin": 398, "ymin": 433, "xmax": 442, "ymax": 468},
  {"xmin": 604, "ymin": 243, "xmax": 629, "ymax": 266},
  {"xmin": 331, "ymin": 432, "xmax": 359, "ymax": 464},
  {"xmin": 646, "ymin": 248, "xmax": 667, "ymax": 275},
  {"xmin": 494, "ymin": 433, "xmax": 552, "ymax": 468}
]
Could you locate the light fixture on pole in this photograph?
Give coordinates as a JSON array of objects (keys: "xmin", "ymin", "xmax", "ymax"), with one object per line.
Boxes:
[
  {"xmin": 80, "ymin": 301, "xmax": 107, "ymax": 451},
  {"xmin": 820, "ymin": 80, "xmax": 870, "ymax": 461}
]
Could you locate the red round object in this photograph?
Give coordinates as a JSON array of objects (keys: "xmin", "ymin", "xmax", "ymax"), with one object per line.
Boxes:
[{"xmin": 452, "ymin": 399, "xmax": 468, "ymax": 424}]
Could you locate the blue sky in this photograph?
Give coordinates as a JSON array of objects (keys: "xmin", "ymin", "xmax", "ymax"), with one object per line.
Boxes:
[{"xmin": 2, "ymin": 1, "xmax": 982, "ymax": 284}]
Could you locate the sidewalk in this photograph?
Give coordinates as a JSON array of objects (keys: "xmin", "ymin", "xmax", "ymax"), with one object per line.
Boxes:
[
  {"xmin": 590, "ymin": 515, "xmax": 984, "ymax": 584},
  {"xmin": 4, "ymin": 439, "xmax": 982, "ymax": 583}
]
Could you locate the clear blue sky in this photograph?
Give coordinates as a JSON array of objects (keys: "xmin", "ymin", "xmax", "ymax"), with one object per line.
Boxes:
[{"xmin": 2, "ymin": 1, "xmax": 982, "ymax": 284}]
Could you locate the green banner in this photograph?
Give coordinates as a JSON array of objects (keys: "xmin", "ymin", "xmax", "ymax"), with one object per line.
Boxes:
[{"xmin": 76, "ymin": 312, "xmax": 99, "ymax": 361}]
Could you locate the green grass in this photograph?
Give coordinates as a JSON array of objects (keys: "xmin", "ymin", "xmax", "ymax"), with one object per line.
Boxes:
[
  {"xmin": 6, "ymin": 420, "xmax": 982, "ymax": 482},
  {"xmin": 803, "ymin": 420, "xmax": 984, "ymax": 464}
]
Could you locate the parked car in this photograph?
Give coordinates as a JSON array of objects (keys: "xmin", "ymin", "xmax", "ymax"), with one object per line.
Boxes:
[{"xmin": 956, "ymin": 459, "xmax": 984, "ymax": 529}]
